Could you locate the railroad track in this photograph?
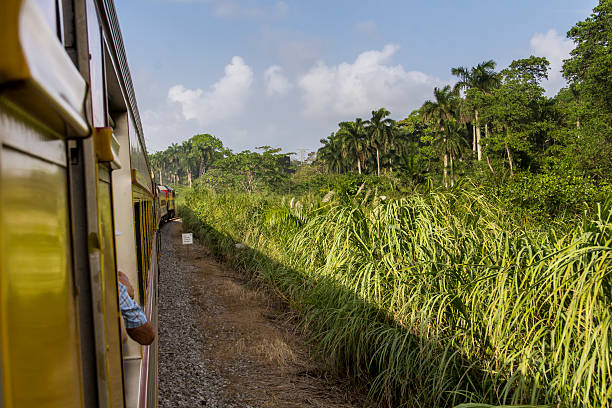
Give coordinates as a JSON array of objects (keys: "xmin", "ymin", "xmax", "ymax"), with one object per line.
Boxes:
[{"xmin": 157, "ymin": 220, "xmax": 368, "ymax": 408}]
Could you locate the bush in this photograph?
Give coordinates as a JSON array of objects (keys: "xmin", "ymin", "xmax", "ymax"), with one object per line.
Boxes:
[{"xmin": 492, "ymin": 171, "xmax": 612, "ymax": 217}]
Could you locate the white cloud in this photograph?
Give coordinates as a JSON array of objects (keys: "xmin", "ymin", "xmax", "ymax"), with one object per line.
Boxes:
[
  {"xmin": 264, "ymin": 65, "xmax": 292, "ymax": 96},
  {"xmin": 168, "ymin": 56, "xmax": 253, "ymax": 125},
  {"xmin": 530, "ymin": 29, "xmax": 574, "ymax": 95},
  {"xmin": 297, "ymin": 44, "xmax": 441, "ymax": 119}
]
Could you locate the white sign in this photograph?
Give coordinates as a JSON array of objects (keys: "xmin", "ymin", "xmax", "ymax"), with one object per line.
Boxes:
[{"xmin": 182, "ymin": 233, "xmax": 193, "ymax": 245}]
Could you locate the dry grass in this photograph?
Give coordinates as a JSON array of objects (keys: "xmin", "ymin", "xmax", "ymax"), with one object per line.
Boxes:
[{"xmin": 170, "ymin": 220, "xmax": 370, "ymax": 408}]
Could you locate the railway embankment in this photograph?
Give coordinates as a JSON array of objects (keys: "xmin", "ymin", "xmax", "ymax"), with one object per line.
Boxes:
[
  {"xmin": 177, "ymin": 188, "xmax": 611, "ymax": 408},
  {"xmin": 158, "ymin": 220, "xmax": 367, "ymax": 408}
]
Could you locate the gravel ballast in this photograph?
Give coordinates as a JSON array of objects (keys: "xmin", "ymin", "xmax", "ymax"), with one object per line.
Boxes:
[
  {"xmin": 158, "ymin": 222, "xmax": 244, "ymax": 408},
  {"xmin": 157, "ymin": 220, "xmax": 368, "ymax": 408}
]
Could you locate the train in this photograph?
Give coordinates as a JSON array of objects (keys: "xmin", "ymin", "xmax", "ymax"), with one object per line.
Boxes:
[
  {"xmin": 157, "ymin": 185, "xmax": 176, "ymax": 223},
  {"xmin": 1, "ymin": 0, "xmax": 163, "ymax": 406}
]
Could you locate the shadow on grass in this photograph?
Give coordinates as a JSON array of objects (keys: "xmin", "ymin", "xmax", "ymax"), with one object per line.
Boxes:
[{"xmin": 178, "ymin": 205, "xmax": 508, "ymax": 408}]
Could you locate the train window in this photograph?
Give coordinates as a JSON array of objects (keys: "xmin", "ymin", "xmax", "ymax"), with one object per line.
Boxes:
[
  {"xmin": 133, "ymin": 198, "xmax": 155, "ymax": 308},
  {"xmin": 86, "ymin": 1, "xmax": 106, "ymax": 127},
  {"xmin": 133, "ymin": 201, "xmax": 145, "ymax": 305},
  {"xmin": 143, "ymin": 202, "xmax": 149, "ymax": 283},
  {"xmin": 60, "ymin": 0, "xmax": 77, "ymax": 64}
]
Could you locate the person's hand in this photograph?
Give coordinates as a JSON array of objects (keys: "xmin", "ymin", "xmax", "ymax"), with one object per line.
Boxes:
[
  {"xmin": 127, "ymin": 322, "xmax": 156, "ymax": 345},
  {"xmin": 118, "ymin": 271, "xmax": 135, "ymax": 299}
]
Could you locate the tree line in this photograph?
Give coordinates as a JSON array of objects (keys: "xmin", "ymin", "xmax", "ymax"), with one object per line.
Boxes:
[
  {"xmin": 149, "ymin": 133, "xmax": 293, "ymax": 191},
  {"xmin": 149, "ymin": 133, "xmax": 225, "ymax": 186},
  {"xmin": 150, "ymin": 1, "xmax": 610, "ymax": 215},
  {"xmin": 315, "ymin": 2, "xmax": 611, "ymax": 190}
]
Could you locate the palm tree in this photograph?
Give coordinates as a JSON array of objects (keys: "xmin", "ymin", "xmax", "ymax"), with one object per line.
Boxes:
[
  {"xmin": 451, "ymin": 60, "xmax": 500, "ymax": 161},
  {"xmin": 149, "ymin": 152, "xmax": 164, "ymax": 184},
  {"xmin": 179, "ymin": 140, "xmax": 195, "ymax": 187},
  {"xmin": 421, "ymin": 86, "xmax": 460, "ymax": 187},
  {"xmin": 392, "ymin": 123, "xmax": 419, "ymax": 176},
  {"xmin": 191, "ymin": 133, "xmax": 223, "ymax": 176},
  {"xmin": 337, "ymin": 119, "xmax": 368, "ymax": 174},
  {"xmin": 167, "ymin": 143, "xmax": 181, "ymax": 184},
  {"xmin": 317, "ymin": 133, "xmax": 344, "ymax": 174},
  {"xmin": 365, "ymin": 108, "xmax": 394, "ymax": 176},
  {"xmin": 443, "ymin": 119, "xmax": 467, "ymax": 187}
]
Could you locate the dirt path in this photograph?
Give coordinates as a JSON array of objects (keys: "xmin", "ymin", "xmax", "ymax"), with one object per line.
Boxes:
[{"xmin": 158, "ymin": 220, "xmax": 368, "ymax": 408}]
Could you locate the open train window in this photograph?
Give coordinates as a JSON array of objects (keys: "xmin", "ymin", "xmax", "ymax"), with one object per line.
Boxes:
[{"xmin": 133, "ymin": 201, "xmax": 145, "ymax": 305}]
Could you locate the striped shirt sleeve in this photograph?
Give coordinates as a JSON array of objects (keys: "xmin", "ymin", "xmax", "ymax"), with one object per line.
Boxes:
[{"xmin": 118, "ymin": 282, "xmax": 147, "ymax": 329}]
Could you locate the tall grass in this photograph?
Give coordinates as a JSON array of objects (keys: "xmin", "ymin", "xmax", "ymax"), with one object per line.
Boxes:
[{"xmin": 180, "ymin": 187, "xmax": 611, "ymax": 407}]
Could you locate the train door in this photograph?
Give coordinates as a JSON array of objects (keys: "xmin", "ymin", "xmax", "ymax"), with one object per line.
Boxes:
[
  {"xmin": 0, "ymin": 104, "xmax": 84, "ymax": 408},
  {"xmin": 96, "ymin": 162, "xmax": 125, "ymax": 408},
  {"xmin": 0, "ymin": 0, "xmax": 91, "ymax": 406}
]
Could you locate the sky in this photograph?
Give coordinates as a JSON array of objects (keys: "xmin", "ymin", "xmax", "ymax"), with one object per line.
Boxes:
[{"xmin": 115, "ymin": 0, "xmax": 597, "ymax": 155}]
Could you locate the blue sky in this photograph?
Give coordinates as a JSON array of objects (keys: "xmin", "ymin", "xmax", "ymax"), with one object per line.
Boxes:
[{"xmin": 115, "ymin": 0, "xmax": 597, "ymax": 154}]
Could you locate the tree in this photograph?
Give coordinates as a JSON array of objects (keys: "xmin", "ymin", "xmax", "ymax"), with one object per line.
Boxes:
[
  {"xmin": 149, "ymin": 151, "xmax": 165, "ymax": 184},
  {"xmin": 167, "ymin": 143, "xmax": 181, "ymax": 184},
  {"xmin": 562, "ymin": 0, "xmax": 612, "ymax": 119},
  {"xmin": 337, "ymin": 119, "xmax": 368, "ymax": 174},
  {"xmin": 421, "ymin": 86, "xmax": 460, "ymax": 187},
  {"xmin": 317, "ymin": 133, "xmax": 344, "ymax": 174},
  {"xmin": 179, "ymin": 140, "xmax": 197, "ymax": 187},
  {"xmin": 442, "ymin": 119, "xmax": 467, "ymax": 186},
  {"xmin": 509, "ymin": 56, "xmax": 550, "ymax": 83},
  {"xmin": 207, "ymin": 147, "xmax": 292, "ymax": 192},
  {"xmin": 365, "ymin": 108, "xmax": 395, "ymax": 176},
  {"xmin": 451, "ymin": 60, "xmax": 500, "ymax": 161},
  {"xmin": 191, "ymin": 133, "xmax": 224, "ymax": 176},
  {"xmin": 395, "ymin": 111, "xmax": 433, "ymax": 179},
  {"xmin": 481, "ymin": 59, "xmax": 550, "ymax": 175}
]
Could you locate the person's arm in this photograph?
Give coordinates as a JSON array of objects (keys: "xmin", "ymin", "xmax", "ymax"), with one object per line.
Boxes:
[
  {"xmin": 120, "ymin": 314, "xmax": 128, "ymax": 343},
  {"xmin": 126, "ymin": 322, "xmax": 156, "ymax": 345},
  {"xmin": 118, "ymin": 271, "xmax": 135, "ymax": 299},
  {"xmin": 118, "ymin": 281, "xmax": 156, "ymax": 345}
]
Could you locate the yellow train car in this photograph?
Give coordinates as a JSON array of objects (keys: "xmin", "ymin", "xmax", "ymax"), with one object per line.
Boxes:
[
  {"xmin": 155, "ymin": 185, "xmax": 175, "ymax": 223},
  {"xmin": 156, "ymin": 185, "xmax": 169, "ymax": 221},
  {"xmin": 167, "ymin": 187, "xmax": 175, "ymax": 219},
  {"xmin": 0, "ymin": 0, "xmax": 159, "ymax": 407}
]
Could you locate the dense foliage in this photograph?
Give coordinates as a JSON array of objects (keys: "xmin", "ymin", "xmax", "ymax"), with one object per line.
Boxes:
[
  {"xmin": 311, "ymin": 4, "xmax": 611, "ymax": 203},
  {"xmin": 180, "ymin": 187, "xmax": 611, "ymax": 407},
  {"xmin": 149, "ymin": 134, "xmax": 293, "ymax": 191}
]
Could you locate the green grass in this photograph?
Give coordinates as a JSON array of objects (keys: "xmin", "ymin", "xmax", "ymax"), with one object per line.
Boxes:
[{"xmin": 179, "ymin": 187, "xmax": 611, "ymax": 407}]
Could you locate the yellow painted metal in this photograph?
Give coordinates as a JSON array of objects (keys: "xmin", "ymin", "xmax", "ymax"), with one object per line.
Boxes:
[
  {"xmin": 167, "ymin": 191, "xmax": 175, "ymax": 212},
  {"xmin": 94, "ymin": 127, "xmax": 115, "ymax": 162},
  {"xmin": 97, "ymin": 164, "xmax": 125, "ymax": 408},
  {"xmin": 0, "ymin": 0, "xmax": 29, "ymax": 83},
  {"xmin": 0, "ymin": 146, "xmax": 83, "ymax": 407},
  {"xmin": 0, "ymin": 0, "xmax": 89, "ymax": 137},
  {"xmin": 94, "ymin": 127, "xmax": 121, "ymax": 169}
]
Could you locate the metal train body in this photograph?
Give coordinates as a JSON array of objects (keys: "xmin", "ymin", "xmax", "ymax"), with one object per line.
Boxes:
[
  {"xmin": 1, "ymin": 0, "xmax": 161, "ymax": 406},
  {"xmin": 156, "ymin": 185, "xmax": 175, "ymax": 223}
]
